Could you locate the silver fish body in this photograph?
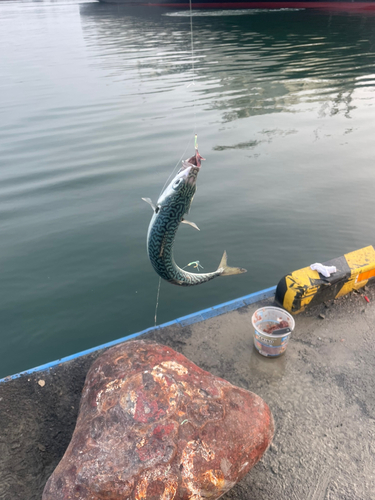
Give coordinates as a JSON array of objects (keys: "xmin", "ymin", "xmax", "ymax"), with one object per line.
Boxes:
[{"xmin": 143, "ymin": 149, "xmax": 246, "ymax": 286}]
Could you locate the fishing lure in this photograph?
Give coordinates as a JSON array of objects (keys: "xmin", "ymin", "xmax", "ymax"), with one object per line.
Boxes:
[
  {"xmin": 143, "ymin": 147, "xmax": 246, "ymax": 286},
  {"xmin": 183, "ymin": 261, "xmax": 204, "ymax": 270}
]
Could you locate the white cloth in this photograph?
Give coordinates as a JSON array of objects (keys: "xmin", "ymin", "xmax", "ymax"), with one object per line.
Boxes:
[{"xmin": 310, "ymin": 263, "xmax": 337, "ymax": 278}]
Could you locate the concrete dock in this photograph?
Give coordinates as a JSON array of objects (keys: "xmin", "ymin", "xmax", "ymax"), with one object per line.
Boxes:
[{"xmin": 1, "ymin": 284, "xmax": 374, "ymax": 500}]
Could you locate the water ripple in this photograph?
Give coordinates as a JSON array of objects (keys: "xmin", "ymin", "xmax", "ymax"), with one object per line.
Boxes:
[{"xmin": 1, "ymin": 2, "xmax": 375, "ymax": 377}]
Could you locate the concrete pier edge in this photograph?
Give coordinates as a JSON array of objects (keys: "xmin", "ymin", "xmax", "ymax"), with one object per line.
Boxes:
[
  {"xmin": 0, "ymin": 285, "xmax": 276, "ymax": 383},
  {"xmin": 2, "ymin": 280, "xmax": 374, "ymax": 500}
]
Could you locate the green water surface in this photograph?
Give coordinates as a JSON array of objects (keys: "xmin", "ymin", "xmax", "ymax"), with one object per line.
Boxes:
[{"xmin": 1, "ymin": 2, "xmax": 375, "ymax": 377}]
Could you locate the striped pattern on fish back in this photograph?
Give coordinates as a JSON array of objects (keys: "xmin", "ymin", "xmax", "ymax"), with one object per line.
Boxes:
[{"xmin": 147, "ymin": 187, "xmax": 221, "ymax": 286}]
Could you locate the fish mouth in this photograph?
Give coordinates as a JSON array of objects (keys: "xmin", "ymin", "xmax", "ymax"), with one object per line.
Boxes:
[
  {"xmin": 181, "ymin": 149, "xmax": 205, "ymax": 185},
  {"xmin": 185, "ymin": 149, "xmax": 205, "ymax": 168}
]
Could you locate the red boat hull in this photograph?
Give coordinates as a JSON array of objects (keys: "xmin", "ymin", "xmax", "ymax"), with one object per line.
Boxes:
[{"xmin": 100, "ymin": 0, "xmax": 375, "ymax": 11}]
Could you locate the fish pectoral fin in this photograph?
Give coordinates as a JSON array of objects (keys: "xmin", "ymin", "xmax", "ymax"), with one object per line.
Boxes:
[
  {"xmin": 181, "ymin": 219, "xmax": 200, "ymax": 231},
  {"xmin": 142, "ymin": 197, "xmax": 156, "ymax": 211}
]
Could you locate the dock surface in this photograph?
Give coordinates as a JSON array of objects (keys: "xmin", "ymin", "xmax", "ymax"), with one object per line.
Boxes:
[{"xmin": 1, "ymin": 285, "xmax": 374, "ymax": 500}]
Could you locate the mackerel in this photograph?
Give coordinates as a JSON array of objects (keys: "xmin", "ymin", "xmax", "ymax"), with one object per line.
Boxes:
[{"xmin": 143, "ymin": 149, "xmax": 246, "ymax": 286}]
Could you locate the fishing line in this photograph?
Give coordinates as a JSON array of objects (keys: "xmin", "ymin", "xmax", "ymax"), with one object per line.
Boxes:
[
  {"xmin": 188, "ymin": 0, "xmax": 198, "ymax": 133},
  {"xmin": 154, "ymin": 277, "xmax": 162, "ymax": 326},
  {"xmin": 158, "ymin": 1, "xmax": 198, "ymax": 198},
  {"xmin": 189, "ymin": 0, "xmax": 195, "ymax": 89},
  {"xmin": 158, "ymin": 129, "xmax": 195, "ymax": 198},
  {"xmin": 154, "ymin": 2, "xmax": 198, "ymax": 323}
]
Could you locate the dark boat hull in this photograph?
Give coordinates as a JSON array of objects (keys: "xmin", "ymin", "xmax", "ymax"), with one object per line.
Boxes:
[{"xmin": 99, "ymin": 0, "xmax": 375, "ymax": 11}]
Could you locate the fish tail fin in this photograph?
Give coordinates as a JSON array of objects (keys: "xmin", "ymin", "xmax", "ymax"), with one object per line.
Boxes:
[{"xmin": 217, "ymin": 251, "xmax": 247, "ymax": 276}]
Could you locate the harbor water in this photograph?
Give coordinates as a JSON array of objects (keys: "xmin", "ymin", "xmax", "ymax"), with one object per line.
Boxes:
[{"xmin": 1, "ymin": 1, "xmax": 375, "ymax": 377}]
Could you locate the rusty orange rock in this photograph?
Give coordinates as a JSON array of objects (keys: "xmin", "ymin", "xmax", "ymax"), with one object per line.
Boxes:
[{"xmin": 42, "ymin": 340, "xmax": 274, "ymax": 500}]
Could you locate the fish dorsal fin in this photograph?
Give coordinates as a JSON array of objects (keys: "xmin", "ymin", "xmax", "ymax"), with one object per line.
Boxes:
[
  {"xmin": 142, "ymin": 197, "xmax": 156, "ymax": 211},
  {"xmin": 181, "ymin": 219, "xmax": 200, "ymax": 231}
]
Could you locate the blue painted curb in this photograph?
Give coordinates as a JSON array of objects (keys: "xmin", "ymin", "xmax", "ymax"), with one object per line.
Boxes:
[{"xmin": 0, "ymin": 286, "xmax": 276, "ymax": 383}]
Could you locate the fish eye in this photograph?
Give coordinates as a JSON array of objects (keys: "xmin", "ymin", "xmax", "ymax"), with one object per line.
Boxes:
[{"xmin": 173, "ymin": 178, "xmax": 182, "ymax": 189}]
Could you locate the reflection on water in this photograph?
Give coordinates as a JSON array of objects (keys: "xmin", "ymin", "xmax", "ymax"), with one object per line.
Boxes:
[
  {"xmin": 1, "ymin": 2, "xmax": 375, "ymax": 377},
  {"xmin": 80, "ymin": 5, "xmax": 375, "ymax": 119},
  {"xmin": 165, "ymin": 8, "xmax": 306, "ymax": 16}
]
